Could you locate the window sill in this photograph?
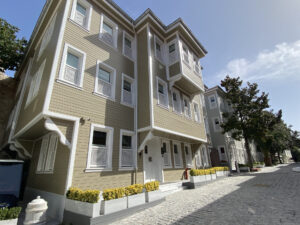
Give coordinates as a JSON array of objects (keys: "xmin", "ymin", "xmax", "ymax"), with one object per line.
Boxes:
[
  {"xmin": 56, "ymin": 79, "xmax": 83, "ymax": 90},
  {"xmin": 68, "ymin": 18, "xmax": 90, "ymax": 33},
  {"xmin": 184, "ymin": 114, "xmax": 193, "ymax": 120},
  {"xmin": 157, "ymin": 103, "xmax": 169, "ymax": 111},
  {"xmin": 85, "ymin": 168, "xmax": 112, "ymax": 173},
  {"xmin": 172, "ymin": 108, "xmax": 183, "ymax": 116},
  {"xmin": 174, "ymin": 166, "xmax": 184, "ymax": 169},
  {"xmin": 118, "ymin": 167, "xmax": 135, "ymax": 171},
  {"xmin": 121, "ymin": 101, "xmax": 135, "ymax": 109},
  {"xmin": 93, "ymin": 91, "xmax": 115, "ymax": 102},
  {"xmin": 122, "ymin": 52, "xmax": 135, "ymax": 62},
  {"xmin": 98, "ymin": 36, "xmax": 118, "ymax": 52},
  {"xmin": 36, "ymin": 171, "xmax": 54, "ymax": 175},
  {"xmin": 163, "ymin": 166, "xmax": 173, "ymax": 169}
]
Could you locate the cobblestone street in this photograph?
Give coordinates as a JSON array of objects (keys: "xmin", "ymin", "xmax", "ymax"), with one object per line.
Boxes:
[{"xmin": 111, "ymin": 164, "xmax": 300, "ymax": 225}]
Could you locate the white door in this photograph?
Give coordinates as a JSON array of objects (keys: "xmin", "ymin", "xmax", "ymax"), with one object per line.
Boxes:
[
  {"xmin": 218, "ymin": 146, "xmax": 227, "ymax": 162},
  {"xmin": 144, "ymin": 138, "xmax": 163, "ymax": 183}
]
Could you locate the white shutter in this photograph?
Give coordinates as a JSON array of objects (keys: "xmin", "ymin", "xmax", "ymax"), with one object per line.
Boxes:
[
  {"xmin": 44, "ymin": 134, "xmax": 58, "ymax": 172},
  {"xmin": 37, "ymin": 136, "xmax": 49, "ymax": 172}
]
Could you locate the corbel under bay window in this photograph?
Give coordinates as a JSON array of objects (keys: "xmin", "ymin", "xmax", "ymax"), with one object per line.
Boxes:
[
  {"xmin": 99, "ymin": 14, "xmax": 118, "ymax": 48},
  {"xmin": 121, "ymin": 73, "xmax": 135, "ymax": 107},
  {"xmin": 119, "ymin": 130, "xmax": 136, "ymax": 170},
  {"xmin": 156, "ymin": 77, "xmax": 169, "ymax": 109},
  {"xmin": 70, "ymin": 0, "xmax": 92, "ymax": 31},
  {"xmin": 86, "ymin": 124, "xmax": 114, "ymax": 172},
  {"xmin": 173, "ymin": 141, "xmax": 183, "ymax": 168}
]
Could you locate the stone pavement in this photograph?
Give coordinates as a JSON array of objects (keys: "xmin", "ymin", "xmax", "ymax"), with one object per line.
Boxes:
[{"xmin": 111, "ymin": 164, "xmax": 300, "ymax": 225}]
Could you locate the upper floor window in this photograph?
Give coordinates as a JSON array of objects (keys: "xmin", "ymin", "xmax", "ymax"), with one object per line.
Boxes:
[
  {"xmin": 119, "ymin": 130, "xmax": 136, "ymax": 170},
  {"xmin": 209, "ymin": 95, "xmax": 217, "ymax": 109},
  {"xmin": 194, "ymin": 102, "xmax": 201, "ymax": 123},
  {"xmin": 182, "ymin": 95, "xmax": 191, "ymax": 118},
  {"xmin": 59, "ymin": 43, "xmax": 86, "ymax": 88},
  {"xmin": 162, "ymin": 140, "xmax": 172, "ymax": 168},
  {"xmin": 154, "ymin": 36, "xmax": 164, "ymax": 63},
  {"xmin": 123, "ymin": 32, "xmax": 134, "ymax": 60},
  {"xmin": 26, "ymin": 59, "xmax": 46, "ymax": 106},
  {"xmin": 156, "ymin": 77, "xmax": 169, "ymax": 108},
  {"xmin": 99, "ymin": 14, "xmax": 118, "ymax": 48},
  {"xmin": 182, "ymin": 44, "xmax": 189, "ymax": 65},
  {"xmin": 121, "ymin": 73, "xmax": 134, "ymax": 107},
  {"xmin": 171, "ymin": 88, "xmax": 182, "ymax": 114},
  {"xmin": 86, "ymin": 124, "xmax": 114, "ymax": 171},
  {"xmin": 71, "ymin": 0, "xmax": 92, "ymax": 30},
  {"xmin": 193, "ymin": 57, "xmax": 201, "ymax": 75},
  {"xmin": 173, "ymin": 142, "xmax": 183, "ymax": 168},
  {"xmin": 168, "ymin": 41, "xmax": 178, "ymax": 65},
  {"xmin": 95, "ymin": 61, "xmax": 116, "ymax": 100},
  {"xmin": 213, "ymin": 117, "xmax": 222, "ymax": 132}
]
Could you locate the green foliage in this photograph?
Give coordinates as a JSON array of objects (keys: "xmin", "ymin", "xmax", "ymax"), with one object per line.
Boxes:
[
  {"xmin": 66, "ymin": 187, "xmax": 100, "ymax": 203},
  {"xmin": 213, "ymin": 167, "xmax": 229, "ymax": 171},
  {"xmin": 291, "ymin": 148, "xmax": 300, "ymax": 162},
  {"xmin": 0, "ymin": 18, "xmax": 28, "ymax": 72},
  {"xmin": 102, "ymin": 187, "xmax": 125, "ymax": 201},
  {"xmin": 0, "ymin": 207, "xmax": 21, "ymax": 220},
  {"xmin": 144, "ymin": 181, "xmax": 159, "ymax": 192},
  {"xmin": 125, "ymin": 184, "xmax": 144, "ymax": 196}
]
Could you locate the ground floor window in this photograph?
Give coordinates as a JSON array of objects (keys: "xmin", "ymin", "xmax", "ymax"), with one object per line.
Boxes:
[
  {"xmin": 173, "ymin": 141, "xmax": 183, "ymax": 168},
  {"xmin": 119, "ymin": 129, "xmax": 136, "ymax": 170}
]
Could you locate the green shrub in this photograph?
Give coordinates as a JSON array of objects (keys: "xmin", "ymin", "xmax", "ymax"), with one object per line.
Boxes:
[
  {"xmin": 0, "ymin": 207, "xmax": 22, "ymax": 220},
  {"xmin": 291, "ymin": 148, "xmax": 300, "ymax": 162},
  {"xmin": 102, "ymin": 187, "xmax": 125, "ymax": 201},
  {"xmin": 66, "ymin": 187, "xmax": 100, "ymax": 203},
  {"xmin": 144, "ymin": 181, "xmax": 159, "ymax": 192},
  {"xmin": 125, "ymin": 184, "xmax": 144, "ymax": 196},
  {"xmin": 190, "ymin": 169, "xmax": 211, "ymax": 176}
]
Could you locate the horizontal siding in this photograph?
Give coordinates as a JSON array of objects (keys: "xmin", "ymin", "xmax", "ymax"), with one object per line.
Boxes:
[{"xmin": 182, "ymin": 62, "xmax": 204, "ymax": 90}]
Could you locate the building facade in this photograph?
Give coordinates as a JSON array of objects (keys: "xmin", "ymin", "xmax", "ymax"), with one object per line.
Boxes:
[{"xmin": 0, "ymin": 0, "xmax": 210, "ymax": 221}]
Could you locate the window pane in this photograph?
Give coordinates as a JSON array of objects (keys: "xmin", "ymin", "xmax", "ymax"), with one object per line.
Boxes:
[
  {"xmin": 156, "ymin": 42, "xmax": 161, "ymax": 52},
  {"xmin": 184, "ymin": 99, "xmax": 188, "ymax": 107},
  {"xmin": 76, "ymin": 3, "xmax": 86, "ymax": 15},
  {"xmin": 103, "ymin": 22, "xmax": 113, "ymax": 36},
  {"xmin": 174, "ymin": 144, "xmax": 178, "ymax": 154},
  {"xmin": 123, "ymin": 80, "xmax": 131, "ymax": 92},
  {"xmin": 98, "ymin": 68, "xmax": 110, "ymax": 83},
  {"xmin": 169, "ymin": 44, "xmax": 175, "ymax": 53},
  {"xmin": 93, "ymin": 131, "xmax": 106, "ymax": 146},
  {"xmin": 158, "ymin": 83, "xmax": 164, "ymax": 94},
  {"xmin": 185, "ymin": 146, "xmax": 188, "ymax": 155},
  {"xmin": 122, "ymin": 135, "xmax": 132, "ymax": 149},
  {"xmin": 215, "ymin": 119, "xmax": 219, "ymax": 125},
  {"xmin": 66, "ymin": 52, "xmax": 79, "ymax": 69},
  {"xmin": 221, "ymin": 148, "xmax": 225, "ymax": 153},
  {"xmin": 172, "ymin": 92, "xmax": 177, "ymax": 101},
  {"xmin": 210, "ymin": 97, "xmax": 215, "ymax": 103},
  {"xmin": 125, "ymin": 37, "xmax": 131, "ymax": 48}
]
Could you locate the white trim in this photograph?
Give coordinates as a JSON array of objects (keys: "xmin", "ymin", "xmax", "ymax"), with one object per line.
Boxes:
[
  {"xmin": 171, "ymin": 88, "xmax": 182, "ymax": 115},
  {"xmin": 94, "ymin": 60, "xmax": 116, "ymax": 101},
  {"xmin": 58, "ymin": 43, "xmax": 86, "ymax": 88},
  {"xmin": 208, "ymin": 94, "xmax": 217, "ymax": 109},
  {"xmin": 167, "ymin": 38, "xmax": 179, "ymax": 66},
  {"xmin": 86, "ymin": 123, "xmax": 114, "ymax": 171},
  {"xmin": 156, "ymin": 76, "xmax": 169, "ymax": 109},
  {"xmin": 134, "ymin": 33, "xmax": 138, "ymax": 169},
  {"xmin": 119, "ymin": 129, "xmax": 136, "ymax": 170},
  {"xmin": 121, "ymin": 73, "xmax": 135, "ymax": 108},
  {"xmin": 137, "ymin": 126, "xmax": 152, "ymax": 133},
  {"xmin": 99, "ymin": 13, "xmax": 118, "ymax": 49},
  {"xmin": 212, "ymin": 116, "xmax": 222, "ymax": 132},
  {"xmin": 122, "ymin": 31, "xmax": 135, "ymax": 61},
  {"xmin": 55, "ymin": 78, "xmax": 83, "ymax": 90},
  {"xmin": 193, "ymin": 101, "xmax": 201, "ymax": 123},
  {"xmin": 70, "ymin": 0, "xmax": 93, "ymax": 31},
  {"xmin": 162, "ymin": 139, "xmax": 172, "ymax": 169},
  {"xmin": 147, "ymin": 25, "xmax": 154, "ymax": 128},
  {"xmin": 182, "ymin": 94, "xmax": 192, "ymax": 119},
  {"xmin": 172, "ymin": 140, "xmax": 183, "ymax": 168},
  {"xmin": 184, "ymin": 143, "xmax": 192, "ymax": 168},
  {"xmin": 13, "ymin": 113, "xmax": 43, "ymax": 139},
  {"xmin": 218, "ymin": 145, "xmax": 227, "ymax": 161},
  {"xmin": 15, "ymin": 140, "xmax": 32, "ymax": 158}
]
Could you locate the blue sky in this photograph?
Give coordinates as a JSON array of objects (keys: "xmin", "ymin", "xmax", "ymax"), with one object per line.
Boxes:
[{"xmin": 1, "ymin": 0, "xmax": 299, "ymax": 131}]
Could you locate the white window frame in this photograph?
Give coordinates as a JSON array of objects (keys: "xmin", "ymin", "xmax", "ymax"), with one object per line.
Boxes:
[
  {"xmin": 193, "ymin": 101, "xmax": 201, "ymax": 123},
  {"xmin": 86, "ymin": 124, "xmax": 114, "ymax": 172},
  {"xmin": 156, "ymin": 76, "xmax": 169, "ymax": 109},
  {"xmin": 122, "ymin": 31, "xmax": 135, "ymax": 60},
  {"xmin": 167, "ymin": 39, "xmax": 179, "ymax": 65},
  {"xmin": 99, "ymin": 14, "xmax": 118, "ymax": 49},
  {"xmin": 193, "ymin": 55, "xmax": 201, "ymax": 76},
  {"xmin": 121, "ymin": 73, "xmax": 135, "ymax": 108},
  {"xmin": 195, "ymin": 147, "xmax": 202, "ymax": 168},
  {"xmin": 212, "ymin": 117, "xmax": 222, "ymax": 132},
  {"xmin": 171, "ymin": 88, "xmax": 182, "ymax": 115},
  {"xmin": 70, "ymin": 0, "xmax": 93, "ymax": 31},
  {"xmin": 58, "ymin": 43, "xmax": 86, "ymax": 89},
  {"xmin": 182, "ymin": 94, "xmax": 191, "ymax": 119},
  {"xmin": 119, "ymin": 129, "xmax": 136, "ymax": 170},
  {"xmin": 172, "ymin": 141, "xmax": 183, "ymax": 168},
  {"xmin": 184, "ymin": 143, "xmax": 192, "ymax": 168},
  {"xmin": 218, "ymin": 146, "xmax": 227, "ymax": 162},
  {"xmin": 208, "ymin": 94, "xmax": 217, "ymax": 109},
  {"xmin": 26, "ymin": 59, "xmax": 46, "ymax": 107},
  {"xmin": 182, "ymin": 43, "xmax": 190, "ymax": 66},
  {"xmin": 36, "ymin": 133, "xmax": 58, "ymax": 174},
  {"xmin": 154, "ymin": 35, "xmax": 165, "ymax": 64},
  {"xmin": 94, "ymin": 60, "xmax": 116, "ymax": 101},
  {"xmin": 162, "ymin": 139, "xmax": 172, "ymax": 169}
]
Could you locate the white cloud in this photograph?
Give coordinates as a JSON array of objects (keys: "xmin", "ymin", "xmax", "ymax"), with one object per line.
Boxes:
[{"xmin": 215, "ymin": 40, "xmax": 300, "ymax": 82}]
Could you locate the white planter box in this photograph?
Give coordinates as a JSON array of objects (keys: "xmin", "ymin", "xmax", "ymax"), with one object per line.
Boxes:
[
  {"xmin": 240, "ymin": 167, "xmax": 250, "ymax": 172},
  {"xmin": 211, "ymin": 173, "xmax": 217, "ymax": 180},
  {"xmin": 255, "ymin": 164, "xmax": 265, "ymax": 168},
  {"xmin": 127, "ymin": 193, "xmax": 145, "ymax": 208},
  {"xmin": 101, "ymin": 197, "xmax": 127, "ymax": 215},
  {"xmin": 205, "ymin": 174, "xmax": 212, "ymax": 181},
  {"xmin": 0, "ymin": 218, "xmax": 18, "ymax": 225},
  {"xmin": 65, "ymin": 198, "xmax": 100, "ymax": 218},
  {"xmin": 190, "ymin": 175, "xmax": 206, "ymax": 184},
  {"xmin": 145, "ymin": 190, "xmax": 163, "ymax": 203},
  {"xmin": 216, "ymin": 171, "xmax": 225, "ymax": 177}
]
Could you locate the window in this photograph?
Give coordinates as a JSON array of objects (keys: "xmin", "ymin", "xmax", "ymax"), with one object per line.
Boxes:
[
  {"xmin": 156, "ymin": 77, "xmax": 169, "ymax": 108},
  {"xmin": 154, "ymin": 36, "xmax": 164, "ymax": 63},
  {"xmin": 36, "ymin": 133, "xmax": 58, "ymax": 173},
  {"xmin": 38, "ymin": 13, "xmax": 57, "ymax": 59},
  {"xmin": 218, "ymin": 146, "xmax": 227, "ymax": 161},
  {"xmin": 123, "ymin": 32, "xmax": 134, "ymax": 60},
  {"xmin": 121, "ymin": 74, "xmax": 134, "ymax": 107},
  {"xmin": 173, "ymin": 142, "xmax": 183, "ymax": 168},
  {"xmin": 70, "ymin": 0, "xmax": 92, "ymax": 30},
  {"xmin": 168, "ymin": 41, "xmax": 178, "ymax": 65},
  {"xmin": 162, "ymin": 140, "xmax": 172, "ymax": 168},
  {"xmin": 171, "ymin": 88, "xmax": 182, "ymax": 114},
  {"xmin": 119, "ymin": 130, "xmax": 136, "ymax": 170},
  {"xmin": 182, "ymin": 95, "xmax": 191, "ymax": 118},
  {"xmin": 209, "ymin": 95, "xmax": 217, "ymax": 109},
  {"xmin": 26, "ymin": 59, "xmax": 46, "ymax": 106},
  {"xmin": 182, "ymin": 44, "xmax": 189, "ymax": 64},
  {"xmin": 87, "ymin": 124, "xmax": 114, "ymax": 171},
  {"xmin": 184, "ymin": 144, "xmax": 192, "ymax": 168},
  {"xmin": 95, "ymin": 61, "xmax": 116, "ymax": 100},
  {"xmin": 213, "ymin": 117, "xmax": 221, "ymax": 132},
  {"xmin": 59, "ymin": 43, "xmax": 86, "ymax": 88},
  {"xmin": 99, "ymin": 14, "xmax": 118, "ymax": 48},
  {"xmin": 193, "ymin": 57, "xmax": 201, "ymax": 75},
  {"xmin": 194, "ymin": 102, "xmax": 201, "ymax": 123}
]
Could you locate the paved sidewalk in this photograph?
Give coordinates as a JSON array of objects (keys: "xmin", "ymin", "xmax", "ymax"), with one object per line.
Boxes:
[{"xmin": 111, "ymin": 164, "xmax": 300, "ymax": 225}]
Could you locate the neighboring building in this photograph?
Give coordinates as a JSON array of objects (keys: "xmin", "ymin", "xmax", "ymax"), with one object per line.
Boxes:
[
  {"xmin": 0, "ymin": 0, "xmax": 210, "ymax": 221},
  {"xmin": 204, "ymin": 86, "xmax": 263, "ymax": 170}
]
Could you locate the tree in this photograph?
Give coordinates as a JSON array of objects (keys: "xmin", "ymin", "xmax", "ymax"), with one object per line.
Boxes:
[
  {"xmin": 220, "ymin": 76, "xmax": 269, "ymax": 169},
  {"xmin": 0, "ymin": 18, "xmax": 27, "ymax": 72}
]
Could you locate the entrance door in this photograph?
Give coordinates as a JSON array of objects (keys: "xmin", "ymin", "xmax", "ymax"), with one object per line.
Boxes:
[
  {"xmin": 218, "ymin": 146, "xmax": 227, "ymax": 162},
  {"xmin": 144, "ymin": 138, "xmax": 163, "ymax": 183}
]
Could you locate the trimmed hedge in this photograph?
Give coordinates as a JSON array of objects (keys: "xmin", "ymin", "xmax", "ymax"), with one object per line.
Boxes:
[
  {"xmin": 125, "ymin": 184, "xmax": 144, "ymax": 196},
  {"xmin": 144, "ymin": 181, "xmax": 159, "ymax": 192},
  {"xmin": 66, "ymin": 187, "xmax": 100, "ymax": 203},
  {"xmin": 213, "ymin": 166, "xmax": 229, "ymax": 171},
  {"xmin": 102, "ymin": 187, "xmax": 125, "ymax": 201},
  {"xmin": 190, "ymin": 168, "xmax": 215, "ymax": 176},
  {"xmin": 0, "ymin": 207, "xmax": 22, "ymax": 220}
]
